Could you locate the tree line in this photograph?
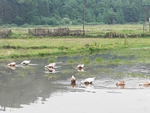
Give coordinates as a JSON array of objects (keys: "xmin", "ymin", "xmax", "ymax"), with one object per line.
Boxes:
[{"xmin": 0, "ymin": 0, "xmax": 150, "ymax": 26}]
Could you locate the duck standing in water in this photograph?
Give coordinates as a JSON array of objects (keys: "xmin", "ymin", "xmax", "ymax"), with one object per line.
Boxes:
[
  {"xmin": 116, "ymin": 80, "xmax": 125, "ymax": 89},
  {"xmin": 81, "ymin": 77, "xmax": 95, "ymax": 84},
  {"xmin": 116, "ymin": 80, "xmax": 125, "ymax": 86},
  {"xmin": 71, "ymin": 75, "xmax": 76, "ymax": 84},
  {"xmin": 77, "ymin": 64, "xmax": 84, "ymax": 70},
  {"xmin": 21, "ymin": 60, "xmax": 31, "ymax": 65},
  {"xmin": 7, "ymin": 62, "xmax": 16, "ymax": 67}
]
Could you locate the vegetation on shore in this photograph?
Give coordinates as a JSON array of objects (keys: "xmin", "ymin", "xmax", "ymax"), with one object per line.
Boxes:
[
  {"xmin": 1, "ymin": 24, "xmax": 150, "ymax": 39},
  {"xmin": 0, "ymin": 24, "xmax": 150, "ymax": 60},
  {"xmin": 0, "ymin": 37, "xmax": 150, "ymax": 60}
]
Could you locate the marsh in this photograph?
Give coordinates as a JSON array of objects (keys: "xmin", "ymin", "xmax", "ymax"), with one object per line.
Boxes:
[{"xmin": 1, "ymin": 52, "xmax": 150, "ymax": 113}]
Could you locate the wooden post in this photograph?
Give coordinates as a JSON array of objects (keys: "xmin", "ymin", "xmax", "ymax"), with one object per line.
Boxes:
[
  {"xmin": 145, "ymin": 6, "xmax": 147, "ymax": 31},
  {"xmin": 143, "ymin": 9, "xmax": 145, "ymax": 32},
  {"xmin": 143, "ymin": 7, "xmax": 147, "ymax": 32},
  {"xmin": 83, "ymin": 0, "xmax": 86, "ymax": 36},
  {"xmin": 149, "ymin": 5, "xmax": 150, "ymax": 33}
]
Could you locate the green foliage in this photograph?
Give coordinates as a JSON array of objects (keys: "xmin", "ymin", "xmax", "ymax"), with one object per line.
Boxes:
[
  {"xmin": 68, "ymin": 59, "xmax": 74, "ymax": 64},
  {"xmin": 49, "ymin": 58, "xmax": 55, "ymax": 63},
  {"xmin": 15, "ymin": 16, "xmax": 23, "ymax": 26},
  {"xmin": 0, "ymin": 0, "xmax": 148, "ymax": 25},
  {"xmin": 104, "ymin": 9, "xmax": 118, "ymax": 24},
  {"xmin": 95, "ymin": 58, "xmax": 103, "ymax": 64},
  {"xmin": 108, "ymin": 59, "xmax": 121, "ymax": 64},
  {"xmin": 83, "ymin": 57, "xmax": 91, "ymax": 64}
]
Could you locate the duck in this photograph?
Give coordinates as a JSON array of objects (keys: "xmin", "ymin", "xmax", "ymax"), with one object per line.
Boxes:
[
  {"xmin": 139, "ymin": 82, "xmax": 150, "ymax": 86},
  {"xmin": 81, "ymin": 77, "xmax": 95, "ymax": 84},
  {"xmin": 77, "ymin": 64, "xmax": 84, "ymax": 70},
  {"xmin": 116, "ymin": 80, "xmax": 125, "ymax": 86},
  {"xmin": 71, "ymin": 75, "xmax": 76, "ymax": 84},
  {"xmin": 7, "ymin": 62, "xmax": 16, "ymax": 67},
  {"xmin": 21, "ymin": 60, "xmax": 31, "ymax": 65},
  {"xmin": 45, "ymin": 67, "xmax": 55, "ymax": 72},
  {"xmin": 45, "ymin": 63, "xmax": 56, "ymax": 69}
]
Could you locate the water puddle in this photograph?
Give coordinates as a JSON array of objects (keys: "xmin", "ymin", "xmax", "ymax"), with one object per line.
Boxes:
[{"xmin": 0, "ymin": 52, "xmax": 150, "ymax": 113}]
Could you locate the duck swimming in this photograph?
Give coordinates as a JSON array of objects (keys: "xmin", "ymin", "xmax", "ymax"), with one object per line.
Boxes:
[
  {"xmin": 7, "ymin": 62, "xmax": 16, "ymax": 67},
  {"xmin": 21, "ymin": 60, "xmax": 31, "ymax": 65},
  {"xmin": 77, "ymin": 64, "xmax": 84, "ymax": 70},
  {"xmin": 81, "ymin": 77, "xmax": 95, "ymax": 84},
  {"xmin": 71, "ymin": 75, "xmax": 76, "ymax": 84},
  {"xmin": 45, "ymin": 67, "xmax": 55, "ymax": 72}
]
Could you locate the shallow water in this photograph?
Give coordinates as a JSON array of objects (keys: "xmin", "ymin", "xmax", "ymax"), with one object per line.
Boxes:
[{"xmin": 1, "ymin": 53, "xmax": 150, "ymax": 113}]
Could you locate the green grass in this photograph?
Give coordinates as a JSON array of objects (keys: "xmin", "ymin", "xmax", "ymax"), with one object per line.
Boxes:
[
  {"xmin": 49, "ymin": 58, "xmax": 55, "ymax": 63},
  {"xmin": 1, "ymin": 38, "xmax": 150, "ymax": 59},
  {"xmin": 68, "ymin": 59, "xmax": 75, "ymax": 64},
  {"xmin": 1, "ymin": 24, "xmax": 150, "ymax": 59},
  {"xmin": 4, "ymin": 24, "xmax": 150, "ymax": 38},
  {"xmin": 95, "ymin": 58, "xmax": 103, "ymax": 64}
]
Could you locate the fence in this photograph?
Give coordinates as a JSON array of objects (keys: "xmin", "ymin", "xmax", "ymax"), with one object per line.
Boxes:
[
  {"xmin": 28, "ymin": 28, "xmax": 84, "ymax": 36},
  {"xmin": 0, "ymin": 30, "xmax": 12, "ymax": 38}
]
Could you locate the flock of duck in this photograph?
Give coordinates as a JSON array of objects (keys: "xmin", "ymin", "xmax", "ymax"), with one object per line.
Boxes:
[{"xmin": 7, "ymin": 60, "xmax": 150, "ymax": 88}]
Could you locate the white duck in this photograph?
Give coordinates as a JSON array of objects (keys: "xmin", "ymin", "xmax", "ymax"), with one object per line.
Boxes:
[
  {"xmin": 71, "ymin": 75, "xmax": 76, "ymax": 84},
  {"xmin": 139, "ymin": 82, "xmax": 150, "ymax": 86},
  {"xmin": 81, "ymin": 77, "xmax": 95, "ymax": 84},
  {"xmin": 21, "ymin": 60, "xmax": 31, "ymax": 65},
  {"xmin": 7, "ymin": 62, "xmax": 16, "ymax": 67},
  {"xmin": 77, "ymin": 64, "xmax": 84, "ymax": 70},
  {"xmin": 45, "ymin": 63, "xmax": 56, "ymax": 68}
]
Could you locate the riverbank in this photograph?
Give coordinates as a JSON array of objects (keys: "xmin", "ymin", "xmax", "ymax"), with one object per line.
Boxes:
[{"xmin": 0, "ymin": 38, "xmax": 150, "ymax": 60}]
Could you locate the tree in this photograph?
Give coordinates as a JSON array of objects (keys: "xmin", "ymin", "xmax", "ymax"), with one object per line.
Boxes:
[{"xmin": 104, "ymin": 9, "xmax": 118, "ymax": 24}]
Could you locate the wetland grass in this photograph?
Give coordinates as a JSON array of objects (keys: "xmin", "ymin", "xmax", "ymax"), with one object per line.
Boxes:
[
  {"xmin": 95, "ymin": 58, "xmax": 103, "ymax": 64},
  {"xmin": 68, "ymin": 59, "xmax": 75, "ymax": 64},
  {"xmin": 1, "ymin": 24, "xmax": 150, "ymax": 60},
  {"xmin": 1, "ymin": 38, "xmax": 150, "ymax": 60},
  {"xmin": 49, "ymin": 58, "xmax": 56, "ymax": 63}
]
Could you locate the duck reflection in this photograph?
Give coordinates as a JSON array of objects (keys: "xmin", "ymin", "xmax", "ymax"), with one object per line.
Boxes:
[
  {"xmin": 48, "ymin": 75, "xmax": 53, "ymax": 79},
  {"xmin": 8, "ymin": 66, "xmax": 16, "ymax": 70},
  {"xmin": 71, "ymin": 83, "xmax": 76, "ymax": 88},
  {"xmin": 116, "ymin": 84, "xmax": 125, "ymax": 89},
  {"xmin": 81, "ymin": 83, "xmax": 94, "ymax": 88},
  {"xmin": 77, "ymin": 68, "xmax": 84, "ymax": 72}
]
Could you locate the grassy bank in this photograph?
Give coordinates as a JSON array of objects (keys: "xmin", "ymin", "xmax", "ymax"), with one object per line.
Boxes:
[{"xmin": 0, "ymin": 38, "xmax": 150, "ymax": 60}]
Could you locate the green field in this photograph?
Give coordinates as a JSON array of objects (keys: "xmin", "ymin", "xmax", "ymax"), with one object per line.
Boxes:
[
  {"xmin": 7, "ymin": 24, "xmax": 150, "ymax": 38},
  {"xmin": 0, "ymin": 24, "xmax": 150, "ymax": 60}
]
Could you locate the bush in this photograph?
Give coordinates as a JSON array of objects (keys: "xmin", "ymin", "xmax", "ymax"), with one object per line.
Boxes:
[
  {"xmin": 40, "ymin": 17, "xmax": 60, "ymax": 25},
  {"xmin": 61, "ymin": 18, "xmax": 72, "ymax": 25},
  {"xmin": 14, "ymin": 16, "xmax": 23, "ymax": 26},
  {"xmin": 21, "ymin": 23, "xmax": 30, "ymax": 28},
  {"xmin": 72, "ymin": 21, "xmax": 80, "ymax": 25}
]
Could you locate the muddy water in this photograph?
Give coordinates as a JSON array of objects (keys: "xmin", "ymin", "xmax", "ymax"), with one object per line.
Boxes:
[{"xmin": 0, "ymin": 53, "xmax": 150, "ymax": 113}]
